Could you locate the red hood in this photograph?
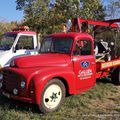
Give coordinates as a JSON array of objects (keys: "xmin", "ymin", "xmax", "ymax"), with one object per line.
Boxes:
[{"xmin": 14, "ymin": 54, "xmax": 71, "ymax": 68}]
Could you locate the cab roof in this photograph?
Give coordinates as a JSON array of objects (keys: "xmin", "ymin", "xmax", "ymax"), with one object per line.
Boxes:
[
  {"xmin": 47, "ymin": 32, "xmax": 94, "ymax": 41},
  {"xmin": 5, "ymin": 31, "xmax": 36, "ymax": 35}
]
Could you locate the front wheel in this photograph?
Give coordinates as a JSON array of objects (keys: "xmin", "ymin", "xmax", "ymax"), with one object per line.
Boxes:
[{"xmin": 39, "ymin": 79, "xmax": 66, "ymax": 113}]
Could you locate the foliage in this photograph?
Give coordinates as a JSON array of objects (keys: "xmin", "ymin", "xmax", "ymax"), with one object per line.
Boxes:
[
  {"xmin": 16, "ymin": 0, "xmax": 51, "ymax": 35},
  {"xmin": 80, "ymin": 0, "xmax": 106, "ymax": 20},
  {"xmin": 0, "ymin": 21, "xmax": 18, "ymax": 35},
  {"xmin": 16, "ymin": 0, "xmax": 106, "ymax": 35}
]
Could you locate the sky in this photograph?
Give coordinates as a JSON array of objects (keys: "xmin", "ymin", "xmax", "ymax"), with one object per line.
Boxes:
[
  {"xmin": 0, "ymin": 0, "xmax": 114, "ymax": 22},
  {"xmin": 0, "ymin": 0, "xmax": 23, "ymax": 22}
]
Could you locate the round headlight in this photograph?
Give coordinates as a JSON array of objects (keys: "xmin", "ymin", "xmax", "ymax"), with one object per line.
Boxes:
[
  {"xmin": 20, "ymin": 81, "xmax": 26, "ymax": 88},
  {"xmin": 0, "ymin": 73, "xmax": 3, "ymax": 80},
  {"xmin": 13, "ymin": 88, "xmax": 18, "ymax": 95}
]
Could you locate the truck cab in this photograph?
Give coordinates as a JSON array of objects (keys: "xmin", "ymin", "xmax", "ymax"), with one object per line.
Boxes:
[
  {"xmin": 0, "ymin": 32, "xmax": 96, "ymax": 113},
  {"xmin": 0, "ymin": 26, "xmax": 38, "ymax": 68}
]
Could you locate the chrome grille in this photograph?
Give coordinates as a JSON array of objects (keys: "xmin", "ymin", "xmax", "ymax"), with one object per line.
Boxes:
[{"xmin": 2, "ymin": 70, "xmax": 20, "ymax": 93}]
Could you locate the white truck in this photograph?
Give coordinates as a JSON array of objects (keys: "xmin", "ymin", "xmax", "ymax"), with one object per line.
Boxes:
[{"xmin": 0, "ymin": 26, "xmax": 39, "ymax": 68}]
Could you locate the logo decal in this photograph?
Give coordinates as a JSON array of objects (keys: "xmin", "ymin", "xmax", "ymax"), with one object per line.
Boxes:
[
  {"xmin": 78, "ymin": 69, "xmax": 93, "ymax": 80},
  {"xmin": 81, "ymin": 61, "xmax": 90, "ymax": 68}
]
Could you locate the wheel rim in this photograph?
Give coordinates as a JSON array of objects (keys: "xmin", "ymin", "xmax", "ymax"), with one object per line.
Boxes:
[{"xmin": 43, "ymin": 84, "xmax": 62, "ymax": 109}]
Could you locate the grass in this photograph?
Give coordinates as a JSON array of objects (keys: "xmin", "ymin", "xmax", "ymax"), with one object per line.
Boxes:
[{"xmin": 0, "ymin": 79, "xmax": 120, "ymax": 120}]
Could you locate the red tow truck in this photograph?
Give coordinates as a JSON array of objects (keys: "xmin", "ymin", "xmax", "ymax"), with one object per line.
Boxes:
[{"xmin": 0, "ymin": 18, "xmax": 120, "ymax": 113}]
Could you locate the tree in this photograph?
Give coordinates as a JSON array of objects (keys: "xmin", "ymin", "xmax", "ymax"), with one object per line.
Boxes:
[
  {"xmin": 16, "ymin": 0, "xmax": 50, "ymax": 35},
  {"xmin": 80, "ymin": 0, "xmax": 106, "ymax": 20},
  {"xmin": 16, "ymin": 0, "xmax": 106, "ymax": 34},
  {"xmin": 0, "ymin": 20, "xmax": 18, "ymax": 35}
]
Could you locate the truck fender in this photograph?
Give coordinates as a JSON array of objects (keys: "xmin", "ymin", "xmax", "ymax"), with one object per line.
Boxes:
[{"xmin": 32, "ymin": 68, "xmax": 76, "ymax": 105}]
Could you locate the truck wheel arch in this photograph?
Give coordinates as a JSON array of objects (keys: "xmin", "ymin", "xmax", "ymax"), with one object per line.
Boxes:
[
  {"xmin": 33, "ymin": 73, "xmax": 76, "ymax": 105},
  {"xmin": 51, "ymin": 77, "xmax": 69, "ymax": 96}
]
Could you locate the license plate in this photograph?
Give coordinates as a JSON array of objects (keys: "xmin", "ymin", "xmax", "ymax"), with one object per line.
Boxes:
[{"xmin": 2, "ymin": 92, "xmax": 10, "ymax": 98}]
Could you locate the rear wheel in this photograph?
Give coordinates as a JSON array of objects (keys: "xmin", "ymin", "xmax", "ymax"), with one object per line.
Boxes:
[
  {"xmin": 111, "ymin": 67, "xmax": 120, "ymax": 85},
  {"xmin": 39, "ymin": 79, "xmax": 66, "ymax": 113}
]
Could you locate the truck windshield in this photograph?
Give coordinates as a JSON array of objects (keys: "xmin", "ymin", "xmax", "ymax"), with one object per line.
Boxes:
[
  {"xmin": 40, "ymin": 37, "xmax": 73, "ymax": 54},
  {"xmin": 0, "ymin": 34, "xmax": 17, "ymax": 50}
]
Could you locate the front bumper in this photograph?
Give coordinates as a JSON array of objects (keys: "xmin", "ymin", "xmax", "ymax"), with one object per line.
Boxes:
[{"xmin": 1, "ymin": 89, "xmax": 35, "ymax": 104}]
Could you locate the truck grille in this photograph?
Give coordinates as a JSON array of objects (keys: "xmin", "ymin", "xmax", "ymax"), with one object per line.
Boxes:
[{"xmin": 2, "ymin": 70, "xmax": 20, "ymax": 93}]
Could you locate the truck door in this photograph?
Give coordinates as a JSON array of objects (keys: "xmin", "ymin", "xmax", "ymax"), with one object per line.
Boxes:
[
  {"xmin": 13, "ymin": 35, "xmax": 37, "ymax": 58},
  {"xmin": 73, "ymin": 38, "xmax": 96, "ymax": 90}
]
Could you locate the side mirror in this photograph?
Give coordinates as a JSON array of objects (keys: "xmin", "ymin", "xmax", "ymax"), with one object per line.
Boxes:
[
  {"xmin": 12, "ymin": 47, "xmax": 16, "ymax": 53},
  {"xmin": 13, "ymin": 44, "xmax": 20, "ymax": 53},
  {"xmin": 36, "ymin": 42, "xmax": 41, "ymax": 51}
]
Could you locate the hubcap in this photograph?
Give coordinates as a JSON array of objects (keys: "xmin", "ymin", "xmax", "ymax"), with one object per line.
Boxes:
[{"xmin": 43, "ymin": 84, "xmax": 62, "ymax": 109}]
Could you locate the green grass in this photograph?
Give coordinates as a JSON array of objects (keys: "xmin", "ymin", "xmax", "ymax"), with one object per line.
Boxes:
[{"xmin": 0, "ymin": 79, "xmax": 120, "ymax": 120}]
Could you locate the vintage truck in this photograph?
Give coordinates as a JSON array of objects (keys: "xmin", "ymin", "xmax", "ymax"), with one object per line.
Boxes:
[
  {"xmin": 0, "ymin": 18, "xmax": 120, "ymax": 113},
  {"xmin": 0, "ymin": 26, "xmax": 39, "ymax": 68}
]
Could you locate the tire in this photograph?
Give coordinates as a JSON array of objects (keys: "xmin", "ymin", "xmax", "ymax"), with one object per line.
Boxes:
[
  {"xmin": 111, "ymin": 67, "xmax": 120, "ymax": 85},
  {"xmin": 39, "ymin": 79, "xmax": 66, "ymax": 113}
]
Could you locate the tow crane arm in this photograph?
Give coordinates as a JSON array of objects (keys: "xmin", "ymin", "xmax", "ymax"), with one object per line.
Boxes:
[{"xmin": 72, "ymin": 18, "xmax": 119, "ymax": 33}]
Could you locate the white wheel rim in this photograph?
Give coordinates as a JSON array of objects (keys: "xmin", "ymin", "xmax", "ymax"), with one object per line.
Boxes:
[{"xmin": 43, "ymin": 84, "xmax": 62, "ymax": 109}]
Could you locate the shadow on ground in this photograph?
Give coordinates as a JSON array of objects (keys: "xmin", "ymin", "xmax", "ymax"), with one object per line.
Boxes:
[
  {"xmin": 0, "ymin": 94, "xmax": 39, "ymax": 113},
  {"xmin": 96, "ymin": 78, "xmax": 113, "ymax": 84}
]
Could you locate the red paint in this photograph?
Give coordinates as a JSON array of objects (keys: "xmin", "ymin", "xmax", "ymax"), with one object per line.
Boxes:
[
  {"xmin": 1, "ymin": 32, "xmax": 96, "ymax": 105},
  {"xmin": 6, "ymin": 31, "xmax": 36, "ymax": 35},
  {"xmin": 0, "ymin": 18, "xmax": 120, "ymax": 106}
]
